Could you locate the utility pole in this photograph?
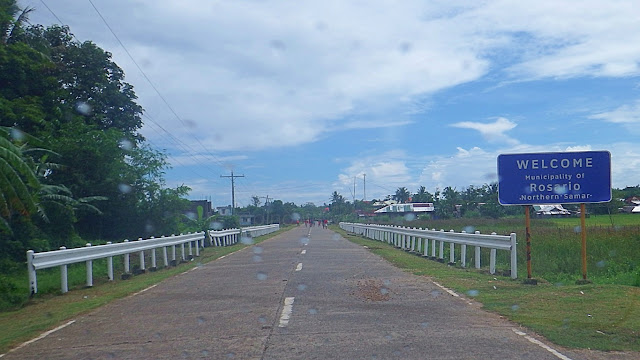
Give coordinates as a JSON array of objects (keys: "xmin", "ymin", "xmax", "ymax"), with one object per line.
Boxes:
[
  {"xmin": 363, "ymin": 173, "xmax": 366, "ymax": 201},
  {"xmin": 220, "ymin": 171, "xmax": 244, "ymax": 215},
  {"xmin": 260, "ymin": 195, "xmax": 271, "ymax": 224}
]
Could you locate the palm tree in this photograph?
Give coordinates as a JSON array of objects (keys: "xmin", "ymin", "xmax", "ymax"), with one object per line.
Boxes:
[
  {"xmin": 394, "ymin": 187, "xmax": 410, "ymax": 203},
  {"xmin": 0, "ymin": 127, "xmax": 40, "ymax": 233}
]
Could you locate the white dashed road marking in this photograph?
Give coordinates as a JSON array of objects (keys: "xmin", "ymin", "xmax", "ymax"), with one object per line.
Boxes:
[
  {"xmin": 301, "ymin": 250, "xmax": 306, "ymax": 255},
  {"xmin": 295, "ymin": 263, "xmax": 303, "ymax": 271},
  {"xmin": 278, "ymin": 297, "xmax": 295, "ymax": 327},
  {"xmin": 512, "ymin": 328, "xmax": 573, "ymax": 360}
]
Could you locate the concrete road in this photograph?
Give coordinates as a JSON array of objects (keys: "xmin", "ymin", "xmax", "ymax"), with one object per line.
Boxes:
[{"xmin": 5, "ymin": 226, "xmax": 594, "ymax": 359}]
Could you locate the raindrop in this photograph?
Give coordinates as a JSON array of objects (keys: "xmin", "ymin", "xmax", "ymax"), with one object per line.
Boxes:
[
  {"xmin": 226, "ymin": 353, "xmax": 235, "ymax": 359},
  {"xmin": 197, "ymin": 316, "xmax": 205, "ymax": 324},
  {"xmin": 562, "ymin": 318, "xmax": 570, "ymax": 329},
  {"xmin": 241, "ymin": 236, "xmax": 254, "ymax": 245},
  {"xmin": 300, "ymin": 237, "xmax": 310, "ymax": 246},
  {"xmin": 210, "ymin": 222, "xmax": 223, "ymax": 230},
  {"xmin": 463, "ymin": 226, "xmax": 475, "ymax": 233},
  {"xmin": 574, "ymin": 226, "xmax": 582, "ymax": 233},
  {"xmin": 511, "ymin": 305, "xmax": 520, "ymax": 311},
  {"xmin": 291, "ymin": 213, "xmax": 301, "ymax": 221},
  {"xmin": 253, "ymin": 246, "xmax": 263, "ymax": 254},
  {"xmin": 332, "ymin": 234, "xmax": 341, "ymax": 241},
  {"xmin": 181, "ymin": 350, "xmax": 190, "ymax": 359},
  {"xmin": 201, "ymin": 350, "xmax": 209, "ymax": 356},
  {"xmin": 118, "ymin": 183, "xmax": 132, "ymax": 194},
  {"xmin": 467, "ymin": 290, "xmax": 479, "ymax": 297},
  {"xmin": 119, "ymin": 139, "xmax": 133, "ymax": 151},
  {"xmin": 297, "ymin": 284, "xmax": 307, "ymax": 291},
  {"xmin": 75, "ymin": 101, "xmax": 92, "ymax": 116},
  {"xmin": 257, "ymin": 272, "xmax": 268, "ymax": 281},
  {"xmin": 106, "ymin": 352, "xmax": 116, "ymax": 359},
  {"xmin": 383, "ymin": 279, "xmax": 391, "ymax": 286},
  {"xmin": 185, "ymin": 212, "xmax": 197, "ymax": 220},
  {"xmin": 380, "ymin": 288, "xmax": 389, "ymax": 295},
  {"xmin": 253, "ymin": 255, "xmax": 262, "ymax": 262},
  {"xmin": 145, "ymin": 223, "xmax": 154, "ymax": 233},
  {"xmin": 9, "ymin": 128, "xmax": 24, "ymax": 141},
  {"xmin": 430, "ymin": 290, "xmax": 442, "ymax": 298},
  {"xmin": 420, "ymin": 322, "xmax": 429, "ymax": 328},
  {"xmin": 609, "ymin": 250, "xmax": 617, "ymax": 257},
  {"xmin": 153, "ymin": 332, "xmax": 162, "ymax": 339},
  {"xmin": 398, "ymin": 41, "xmax": 412, "ymax": 53},
  {"xmin": 404, "ymin": 213, "xmax": 416, "ymax": 221},
  {"xmin": 596, "ymin": 260, "xmax": 606, "ymax": 268},
  {"xmin": 258, "ymin": 316, "xmax": 267, "ymax": 324},
  {"xmin": 308, "ymin": 308, "xmax": 318, "ymax": 315},
  {"xmin": 384, "ymin": 334, "xmax": 393, "ymax": 340}
]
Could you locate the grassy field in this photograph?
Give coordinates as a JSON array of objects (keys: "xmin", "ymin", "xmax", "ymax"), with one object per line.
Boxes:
[
  {"xmin": 385, "ymin": 214, "xmax": 640, "ymax": 287},
  {"xmin": 334, "ymin": 225, "xmax": 640, "ymax": 352},
  {"xmin": 0, "ymin": 226, "xmax": 291, "ymax": 355}
]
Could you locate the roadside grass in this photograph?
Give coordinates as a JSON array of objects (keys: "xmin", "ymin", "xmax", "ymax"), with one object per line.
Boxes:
[
  {"xmin": 333, "ymin": 226, "xmax": 640, "ymax": 352},
  {"xmin": 0, "ymin": 226, "xmax": 291, "ymax": 355},
  {"xmin": 375, "ymin": 214, "xmax": 640, "ymax": 287}
]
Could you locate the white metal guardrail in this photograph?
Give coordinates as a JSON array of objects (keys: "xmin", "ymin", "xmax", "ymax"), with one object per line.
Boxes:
[
  {"xmin": 27, "ymin": 224, "xmax": 281, "ymax": 295},
  {"xmin": 340, "ymin": 222, "xmax": 517, "ymax": 279}
]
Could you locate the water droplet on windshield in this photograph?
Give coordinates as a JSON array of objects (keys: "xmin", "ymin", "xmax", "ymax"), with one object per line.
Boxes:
[
  {"xmin": 574, "ymin": 226, "xmax": 582, "ymax": 233},
  {"xmin": 253, "ymin": 246, "xmax": 263, "ymax": 254},
  {"xmin": 201, "ymin": 350, "xmax": 209, "ymax": 356},
  {"xmin": 596, "ymin": 260, "xmax": 606, "ymax": 268},
  {"xmin": 118, "ymin": 184, "xmax": 132, "ymax": 194},
  {"xmin": 75, "ymin": 101, "xmax": 92, "ymax": 116},
  {"xmin": 9, "ymin": 128, "xmax": 24, "ymax": 141},
  {"xmin": 511, "ymin": 305, "xmax": 520, "ymax": 311},
  {"xmin": 300, "ymin": 237, "xmax": 310, "ymax": 246},
  {"xmin": 332, "ymin": 234, "xmax": 341, "ymax": 241},
  {"xmin": 404, "ymin": 213, "xmax": 416, "ymax": 221},
  {"xmin": 380, "ymin": 288, "xmax": 389, "ymax": 295},
  {"xmin": 430, "ymin": 290, "xmax": 441, "ymax": 298},
  {"xmin": 210, "ymin": 222, "xmax": 223, "ymax": 230},
  {"xmin": 241, "ymin": 236, "xmax": 254, "ymax": 245},
  {"xmin": 467, "ymin": 290, "xmax": 479, "ymax": 297},
  {"xmin": 258, "ymin": 316, "xmax": 267, "ymax": 324},
  {"xmin": 420, "ymin": 322, "xmax": 429, "ymax": 328},
  {"xmin": 119, "ymin": 139, "xmax": 133, "ymax": 151},
  {"xmin": 308, "ymin": 308, "xmax": 318, "ymax": 315},
  {"xmin": 291, "ymin": 213, "xmax": 301, "ymax": 221},
  {"xmin": 185, "ymin": 212, "xmax": 197, "ymax": 220},
  {"xmin": 463, "ymin": 226, "xmax": 475, "ymax": 233},
  {"xmin": 226, "ymin": 353, "xmax": 236, "ymax": 359},
  {"xmin": 197, "ymin": 316, "xmax": 205, "ymax": 324},
  {"xmin": 257, "ymin": 272, "xmax": 268, "ymax": 281},
  {"xmin": 297, "ymin": 284, "xmax": 307, "ymax": 291},
  {"xmin": 253, "ymin": 255, "xmax": 262, "ymax": 262}
]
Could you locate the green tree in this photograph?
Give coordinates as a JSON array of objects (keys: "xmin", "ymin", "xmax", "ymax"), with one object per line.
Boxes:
[
  {"xmin": 394, "ymin": 187, "xmax": 410, "ymax": 203},
  {"xmin": 413, "ymin": 186, "xmax": 433, "ymax": 203}
]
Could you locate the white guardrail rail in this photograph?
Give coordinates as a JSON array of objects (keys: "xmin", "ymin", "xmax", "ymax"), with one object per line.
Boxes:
[
  {"xmin": 27, "ymin": 224, "xmax": 280, "ymax": 295},
  {"xmin": 340, "ymin": 222, "xmax": 517, "ymax": 279}
]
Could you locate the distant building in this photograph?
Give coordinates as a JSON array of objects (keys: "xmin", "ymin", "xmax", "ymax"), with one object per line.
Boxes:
[
  {"xmin": 239, "ymin": 214, "xmax": 255, "ymax": 226},
  {"xmin": 217, "ymin": 206, "xmax": 232, "ymax": 216},
  {"xmin": 374, "ymin": 202, "xmax": 435, "ymax": 215},
  {"xmin": 532, "ymin": 204, "xmax": 572, "ymax": 216}
]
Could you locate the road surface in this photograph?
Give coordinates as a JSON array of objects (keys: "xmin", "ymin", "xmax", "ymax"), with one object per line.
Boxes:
[{"xmin": 4, "ymin": 226, "xmax": 604, "ymax": 359}]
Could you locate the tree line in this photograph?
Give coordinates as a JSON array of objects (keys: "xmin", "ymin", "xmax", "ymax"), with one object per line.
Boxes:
[{"xmin": 0, "ymin": 2, "xmax": 194, "ymax": 270}]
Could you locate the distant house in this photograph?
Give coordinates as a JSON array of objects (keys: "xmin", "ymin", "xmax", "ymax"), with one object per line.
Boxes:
[
  {"xmin": 239, "ymin": 214, "xmax": 255, "ymax": 226},
  {"xmin": 622, "ymin": 196, "xmax": 640, "ymax": 213},
  {"xmin": 375, "ymin": 202, "xmax": 435, "ymax": 215},
  {"xmin": 217, "ymin": 206, "xmax": 232, "ymax": 216},
  {"xmin": 532, "ymin": 204, "xmax": 572, "ymax": 216}
]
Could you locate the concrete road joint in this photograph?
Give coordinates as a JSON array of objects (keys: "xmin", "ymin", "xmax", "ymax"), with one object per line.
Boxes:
[{"xmin": 512, "ymin": 328, "xmax": 573, "ymax": 360}]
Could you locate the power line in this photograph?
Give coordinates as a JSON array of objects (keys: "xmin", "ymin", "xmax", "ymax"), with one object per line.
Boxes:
[{"xmin": 220, "ymin": 171, "xmax": 244, "ymax": 214}]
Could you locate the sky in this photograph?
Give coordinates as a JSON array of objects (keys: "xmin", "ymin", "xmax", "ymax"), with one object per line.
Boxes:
[{"xmin": 20, "ymin": 0, "xmax": 640, "ymax": 207}]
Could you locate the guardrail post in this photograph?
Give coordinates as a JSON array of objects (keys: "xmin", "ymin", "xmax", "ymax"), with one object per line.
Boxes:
[
  {"xmin": 431, "ymin": 238, "xmax": 436, "ymax": 258},
  {"xmin": 171, "ymin": 243, "xmax": 177, "ymax": 266},
  {"xmin": 106, "ymin": 242, "xmax": 114, "ymax": 280},
  {"xmin": 163, "ymin": 246, "xmax": 169, "ymax": 267},
  {"xmin": 510, "ymin": 233, "xmax": 517, "ymax": 279},
  {"xmin": 27, "ymin": 250, "xmax": 37, "ymax": 295},
  {"xmin": 448, "ymin": 230, "xmax": 456, "ymax": 265},
  {"xmin": 60, "ymin": 246, "xmax": 68, "ymax": 293},
  {"xmin": 438, "ymin": 230, "xmax": 445, "ymax": 262},
  {"xmin": 188, "ymin": 239, "xmax": 193, "ymax": 259},
  {"xmin": 122, "ymin": 240, "xmax": 131, "ymax": 279},
  {"xmin": 490, "ymin": 248, "xmax": 497, "ymax": 274},
  {"xmin": 138, "ymin": 238, "xmax": 146, "ymax": 274},
  {"xmin": 180, "ymin": 241, "xmax": 186, "ymax": 262},
  {"xmin": 150, "ymin": 246, "xmax": 157, "ymax": 271},
  {"xmin": 474, "ymin": 231, "xmax": 481, "ymax": 269},
  {"xmin": 423, "ymin": 237, "xmax": 429, "ymax": 257},
  {"xmin": 461, "ymin": 243, "xmax": 467, "ymax": 268},
  {"xmin": 85, "ymin": 243, "xmax": 93, "ymax": 287},
  {"xmin": 195, "ymin": 236, "xmax": 200, "ymax": 257}
]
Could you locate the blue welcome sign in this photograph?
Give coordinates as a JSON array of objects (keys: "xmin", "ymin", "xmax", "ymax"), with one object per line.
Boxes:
[{"xmin": 497, "ymin": 151, "xmax": 611, "ymax": 205}]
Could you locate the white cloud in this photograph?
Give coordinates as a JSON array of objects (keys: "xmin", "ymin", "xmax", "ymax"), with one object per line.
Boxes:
[
  {"xmin": 451, "ymin": 117, "xmax": 519, "ymax": 144},
  {"xmin": 589, "ymin": 101, "xmax": 640, "ymax": 124}
]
